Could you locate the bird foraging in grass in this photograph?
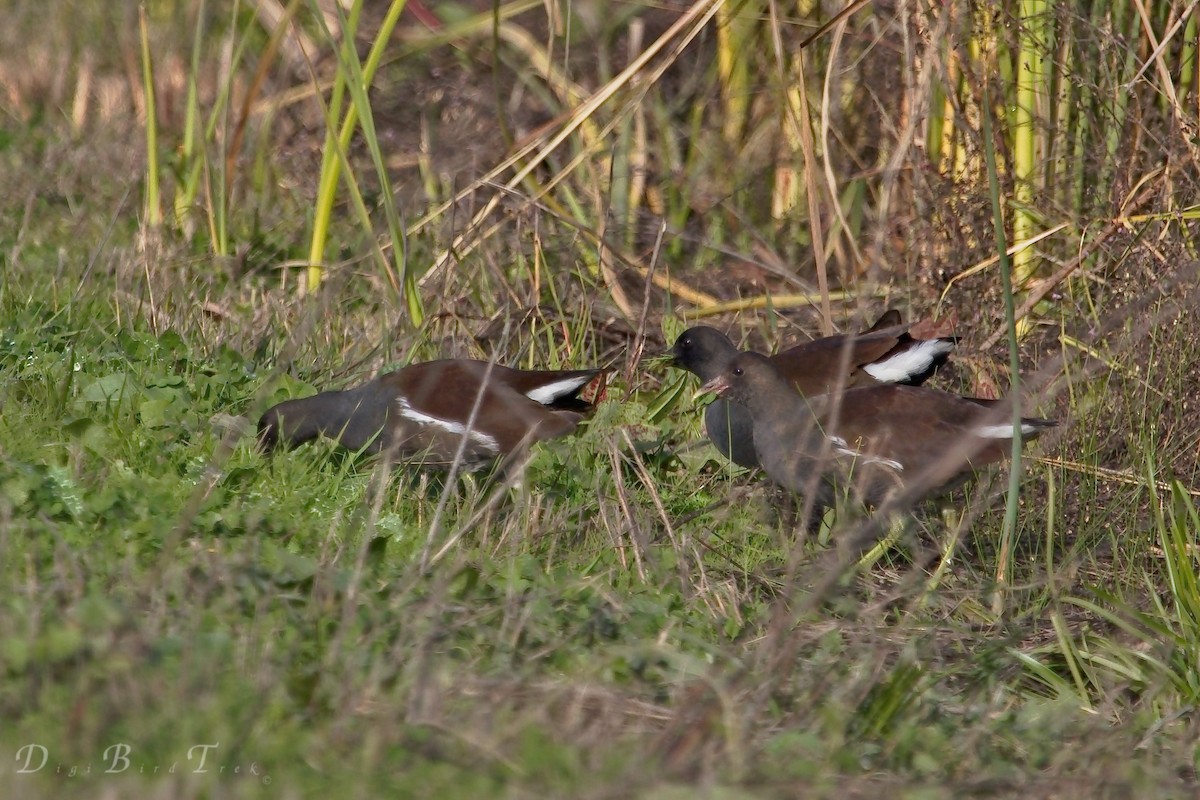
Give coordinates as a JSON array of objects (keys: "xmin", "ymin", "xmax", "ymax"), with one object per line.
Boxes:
[
  {"xmin": 699, "ymin": 350, "xmax": 1056, "ymax": 513},
  {"xmin": 258, "ymin": 359, "xmax": 607, "ymax": 468},
  {"xmin": 670, "ymin": 310, "xmax": 957, "ymax": 469}
]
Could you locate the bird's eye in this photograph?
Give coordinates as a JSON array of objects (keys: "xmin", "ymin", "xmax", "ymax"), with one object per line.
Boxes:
[
  {"xmin": 680, "ymin": 338, "xmax": 692, "ymax": 349},
  {"xmin": 733, "ymin": 367, "xmax": 743, "ymax": 376}
]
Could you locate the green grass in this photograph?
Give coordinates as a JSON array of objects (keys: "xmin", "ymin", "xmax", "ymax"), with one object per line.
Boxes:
[
  {"xmin": 3, "ymin": 164, "xmax": 1199, "ymax": 797},
  {"xmin": 3, "ymin": 0, "xmax": 1200, "ymax": 796}
]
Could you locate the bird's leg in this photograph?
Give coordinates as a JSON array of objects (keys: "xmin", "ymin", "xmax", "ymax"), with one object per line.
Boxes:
[
  {"xmin": 855, "ymin": 511, "xmax": 910, "ymax": 569},
  {"xmin": 918, "ymin": 505, "xmax": 967, "ymax": 608},
  {"xmin": 769, "ymin": 482, "xmax": 826, "ymax": 539}
]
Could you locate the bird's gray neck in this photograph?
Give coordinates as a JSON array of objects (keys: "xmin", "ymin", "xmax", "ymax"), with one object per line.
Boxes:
[{"xmin": 271, "ymin": 382, "xmax": 385, "ymax": 448}]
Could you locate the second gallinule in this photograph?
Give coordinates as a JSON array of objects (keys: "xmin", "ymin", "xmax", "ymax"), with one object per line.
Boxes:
[
  {"xmin": 700, "ymin": 351, "xmax": 1056, "ymax": 510},
  {"xmin": 258, "ymin": 359, "xmax": 606, "ymax": 467},
  {"xmin": 670, "ymin": 311, "xmax": 956, "ymax": 468}
]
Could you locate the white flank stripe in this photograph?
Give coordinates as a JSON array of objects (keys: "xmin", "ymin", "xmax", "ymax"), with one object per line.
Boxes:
[
  {"xmin": 828, "ymin": 436, "xmax": 904, "ymax": 472},
  {"xmin": 523, "ymin": 375, "xmax": 592, "ymax": 405},
  {"xmin": 975, "ymin": 422, "xmax": 1041, "ymax": 439},
  {"xmin": 396, "ymin": 398, "xmax": 500, "ymax": 453},
  {"xmin": 862, "ymin": 339, "xmax": 954, "ymax": 383}
]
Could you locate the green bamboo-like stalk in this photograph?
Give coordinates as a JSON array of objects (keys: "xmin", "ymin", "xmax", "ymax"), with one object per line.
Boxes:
[
  {"xmin": 1180, "ymin": 11, "xmax": 1198, "ymax": 106},
  {"xmin": 837, "ymin": 179, "xmax": 865, "ymax": 245},
  {"xmin": 173, "ymin": 0, "xmax": 251, "ymax": 256},
  {"xmin": 773, "ymin": 68, "xmax": 805, "ymax": 221},
  {"xmin": 198, "ymin": 16, "xmax": 252, "ymax": 258},
  {"xmin": 1069, "ymin": 8, "xmax": 1095, "ymax": 225},
  {"xmin": 306, "ymin": 0, "xmax": 359, "ymax": 293},
  {"xmin": 925, "ymin": 6, "xmax": 958, "ymax": 175},
  {"xmin": 609, "ymin": 29, "xmax": 636, "ymax": 252},
  {"xmin": 306, "ymin": 0, "xmax": 409, "ymax": 294},
  {"xmin": 981, "ymin": 75, "xmax": 1024, "ymax": 618},
  {"xmin": 1096, "ymin": 0, "xmax": 1138, "ymax": 219},
  {"xmin": 766, "ymin": 1, "xmax": 798, "ymax": 223},
  {"xmin": 953, "ymin": 51, "xmax": 969, "ymax": 179},
  {"xmin": 926, "ymin": 63, "xmax": 948, "ymax": 170},
  {"xmin": 966, "ymin": 25, "xmax": 986, "ymax": 181},
  {"xmin": 662, "ymin": 100, "xmax": 700, "ymax": 263},
  {"xmin": 1152, "ymin": 0, "xmax": 1172, "ymax": 121},
  {"xmin": 1051, "ymin": 11, "xmax": 1074, "ymax": 217},
  {"xmin": 608, "ymin": 108, "xmax": 643, "ymax": 252},
  {"xmin": 715, "ymin": 0, "xmax": 759, "ymax": 149},
  {"xmin": 323, "ymin": 1, "xmax": 424, "ymax": 324},
  {"xmin": 992, "ymin": 11, "xmax": 1016, "ymax": 134},
  {"xmin": 139, "ymin": 4, "xmax": 162, "ymax": 228},
  {"xmin": 174, "ymin": 0, "xmax": 205, "ymax": 237},
  {"xmin": 1012, "ymin": 0, "xmax": 1047, "ymax": 289}
]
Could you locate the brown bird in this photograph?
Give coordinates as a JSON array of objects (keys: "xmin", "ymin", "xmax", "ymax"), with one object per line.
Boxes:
[
  {"xmin": 258, "ymin": 360, "xmax": 606, "ymax": 467},
  {"xmin": 700, "ymin": 351, "xmax": 1056, "ymax": 510},
  {"xmin": 670, "ymin": 310, "xmax": 956, "ymax": 468}
]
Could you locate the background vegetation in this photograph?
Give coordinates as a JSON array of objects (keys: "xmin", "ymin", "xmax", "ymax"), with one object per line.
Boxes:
[{"xmin": 2, "ymin": 0, "xmax": 1199, "ymax": 796}]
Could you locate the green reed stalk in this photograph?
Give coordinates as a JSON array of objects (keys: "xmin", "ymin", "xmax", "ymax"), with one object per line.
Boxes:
[
  {"xmin": 1181, "ymin": 12, "xmax": 1198, "ymax": 105},
  {"xmin": 715, "ymin": 0, "xmax": 758, "ymax": 148},
  {"xmin": 306, "ymin": 0, "xmax": 408, "ymax": 293},
  {"xmin": 1012, "ymin": 0, "xmax": 1047, "ymax": 289},
  {"xmin": 325, "ymin": 1, "xmax": 424, "ymax": 323},
  {"xmin": 174, "ymin": 0, "xmax": 206, "ymax": 238},
  {"xmin": 139, "ymin": 4, "xmax": 162, "ymax": 228},
  {"xmin": 981, "ymin": 77, "xmax": 1024, "ymax": 617}
]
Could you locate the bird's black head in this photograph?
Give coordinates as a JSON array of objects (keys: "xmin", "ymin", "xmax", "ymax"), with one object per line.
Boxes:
[
  {"xmin": 256, "ymin": 409, "xmax": 283, "ymax": 452},
  {"xmin": 669, "ymin": 326, "xmax": 741, "ymax": 382},
  {"xmin": 700, "ymin": 351, "xmax": 782, "ymax": 408}
]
